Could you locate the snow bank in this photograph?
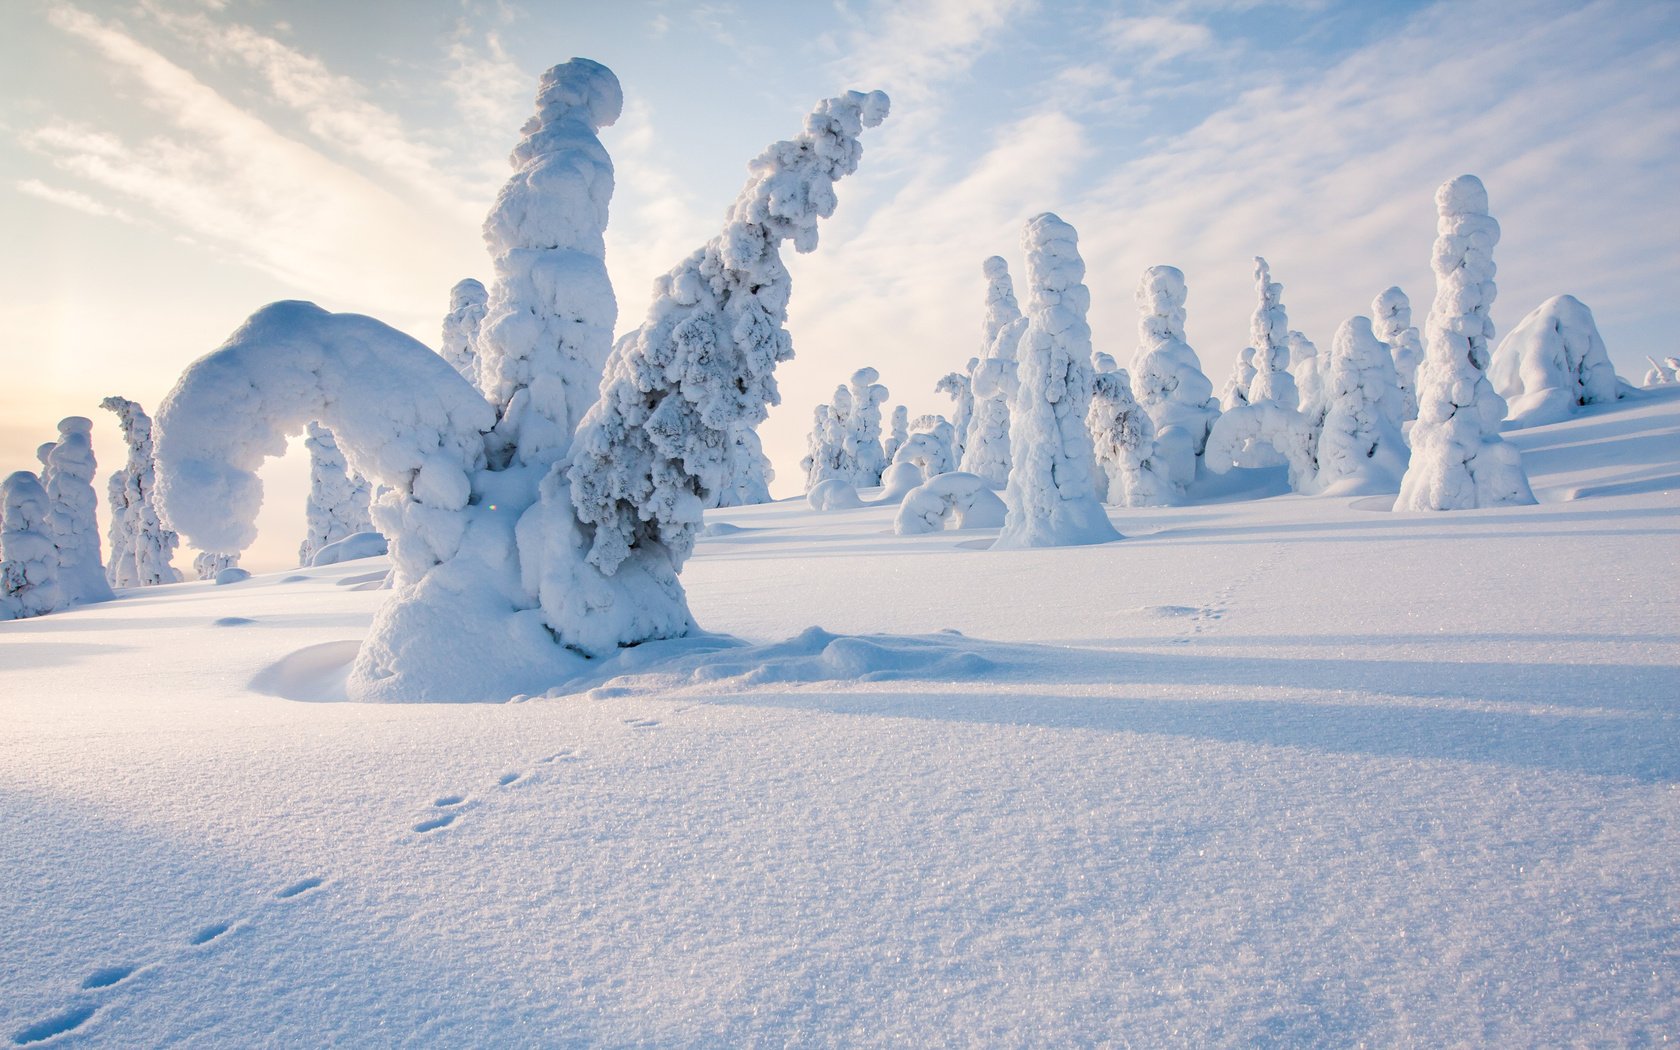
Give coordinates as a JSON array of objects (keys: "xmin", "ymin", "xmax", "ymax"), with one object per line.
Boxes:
[
  {"xmin": 310, "ymin": 530, "xmax": 389, "ymax": 567},
  {"xmin": 894, "ymin": 472, "xmax": 1007, "ymax": 534},
  {"xmin": 1490, "ymin": 294, "xmax": 1620, "ymax": 428},
  {"xmin": 807, "ymin": 479, "xmax": 864, "ymax": 511}
]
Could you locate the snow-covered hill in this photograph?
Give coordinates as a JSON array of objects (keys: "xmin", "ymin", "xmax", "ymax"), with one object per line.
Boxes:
[{"xmin": 3, "ymin": 389, "xmax": 1676, "ymax": 1046}]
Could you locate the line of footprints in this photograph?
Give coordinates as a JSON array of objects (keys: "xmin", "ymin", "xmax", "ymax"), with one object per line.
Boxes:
[{"xmin": 10, "ymin": 724, "xmax": 677, "ymax": 1045}]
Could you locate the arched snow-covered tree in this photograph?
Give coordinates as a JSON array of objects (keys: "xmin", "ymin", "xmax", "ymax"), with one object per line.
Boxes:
[
  {"xmin": 1130, "ymin": 265, "xmax": 1218, "ymax": 489},
  {"xmin": 1397, "ymin": 175, "xmax": 1534, "ymax": 511},
  {"xmin": 299, "ymin": 422, "xmax": 375, "ymax": 565},
  {"xmin": 894, "ymin": 472, "xmax": 1006, "ymax": 535},
  {"xmin": 1089, "ymin": 367, "xmax": 1171, "ymax": 507},
  {"xmin": 440, "ymin": 278, "xmax": 488, "ymax": 387},
  {"xmin": 1245, "ymin": 257, "xmax": 1298, "ymax": 411},
  {"xmin": 1373, "ymin": 286, "xmax": 1423, "ymax": 421},
  {"xmin": 100, "ymin": 396, "xmax": 180, "ymax": 588},
  {"xmin": 1489, "ymin": 294, "xmax": 1621, "ymax": 428},
  {"xmin": 46, "ymin": 417, "xmax": 114, "ymax": 607},
  {"xmin": 961, "ymin": 256, "xmax": 1022, "ymax": 487},
  {"xmin": 994, "ymin": 214, "xmax": 1119, "ymax": 550},
  {"xmin": 1315, "ymin": 316, "xmax": 1408, "ymax": 494},
  {"xmin": 1, "ymin": 471, "xmax": 65, "ymax": 620}
]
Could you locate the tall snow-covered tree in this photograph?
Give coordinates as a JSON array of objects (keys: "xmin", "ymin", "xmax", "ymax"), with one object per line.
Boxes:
[
  {"xmin": 1489, "ymin": 294, "xmax": 1621, "ymax": 428},
  {"xmin": 1372, "ymin": 286, "xmax": 1423, "ymax": 420},
  {"xmin": 1088, "ymin": 366, "xmax": 1171, "ymax": 507},
  {"xmin": 883, "ymin": 404, "xmax": 908, "ymax": 464},
  {"xmin": 847, "ymin": 367, "xmax": 890, "ymax": 486},
  {"xmin": 961, "ymin": 256, "xmax": 1022, "ymax": 487},
  {"xmin": 1, "ymin": 471, "xmax": 65, "ymax": 620},
  {"xmin": 1219, "ymin": 346, "xmax": 1257, "ymax": 411},
  {"xmin": 299, "ymin": 422, "xmax": 374, "ymax": 565},
  {"xmin": 1315, "ymin": 316, "xmax": 1408, "ymax": 493},
  {"xmin": 99, "ymin": 396, "xmax": 180, "ymax": 587},
  {"xmin": 440, "ymin": 278, "xmax": 488, "ymax": 387},
  {"xmin": 1130, "ymin": 265, "xmax": 1218, "ymax": 489},
  {"xmin": 1397, "ymin": 175, "xmax": 1534, "ymax": 511},
  {"xmin": 45, "ymin": 417, "xmax": 114, "ymax": 606},
  {"xmin": 1245, "ymin": 257, "xmax": 1298, "ymax": 410},
  {"xmin": 994, "ymin": 214, "xmax": 1119, "ymax": 549},
  {"xmin": 935, "ymin": 360, "xmax": 977, "ymax": 462}
]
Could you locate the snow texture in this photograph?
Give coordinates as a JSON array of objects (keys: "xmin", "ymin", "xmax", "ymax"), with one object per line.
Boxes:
[
  {"xmin": 1373, "ymin": 286, "xmax": 1424, "ymax": 421},
  {"xmin": 960, "ymin": 257, "xmax": 1022, "ymax": 487},
  {"xmin": 994, "ymin": 214, "xmax": 1120, "ymax": 550},
  {"xmin": 1246, "ymin": 257, "xmax": 1299, "ymax": 411},
  {"xmin": 476, "ymin": 59, "xmax": 621, "ymax": 470},
  {"xmin": 298, "ymin": 422, "xmax": 374, "ymax": 567},
  {"xmin": 1490, "ymin": 295, "xmax": 1621, "ymax": 428},
  {"xmin": 99, "ymin": 396, "xmax": 181, "ymax": 588},
  {"xmin": 0, "ymin": 471, "xmax": 64, "ymax": 619},
  {"xmin": 1089, "ymin": 368, "xmax": 1172, "ymax": 507},
  {"xmin": 893, "ymin": 472, "xmax": 1007, "ymax": 534},
  {"xmin": 46, "ymin": 417, "xmax": 114, "ymax": 607},
  {"xmin": 1315, "ymin": 316, "xmax": 1409, "ymax": 495},
  {"xmin": 439, "ymin": 278, "xmax": 488, "ymax": 388},
  {"xmin": 1397, "ymin": 175, "xmax": 1535, "ymax": 511},
  {"xmin": 1131, "ymin": 265, "xmax": 1218, "ymax": 490}
]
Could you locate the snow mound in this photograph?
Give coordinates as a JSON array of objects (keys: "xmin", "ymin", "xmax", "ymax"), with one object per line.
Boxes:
[
  {"xmin": 894, "ymin": 472, "xmax": 1006, "ymax": 534},
  {"xmin": 310, "ymin": 531, "xmax": 389, "ymax": 566},
  {"xmin": 249, "ymin": 640, "xmax": 363, "ymax": 702},
  {"xmin": 214, "ymin": 567, "xmax": 252, "ymax": 585},
  {"xmin": 1490, "ymin": 294, "xmax": 1621, "ymax": 428},
  {"xmin": 808, "ymin": 479, "xmax": 864, "ymax": 511}
]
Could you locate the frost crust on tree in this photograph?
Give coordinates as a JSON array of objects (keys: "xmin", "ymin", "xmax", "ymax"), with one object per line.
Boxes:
[
  {"xmin": 1373, "ymin": 286, "xmax": 1424, "ymax": 420},
  {"xmin": 2, "ymin": 471, "xmax": 65, "ymax": 619},
  {"xmin": 99, "ymin": 396, "xmax": 181, "ymax": 588},
  {"xmin": 894, "ymin": 472, "xmax": 1006, "ymax": 534},
  {"xmin": 993, "ymin": 214, "xmax": 1120, "ymax": 549},
  {"xmin": 961, "ymin": 256, "xmax": 1022, "ymax": 487},
  {"xmin": 1088, "ymin": 367, "xmax": 1171, "ymax": 507},
  {"xmin": 1489, "ymin": 294, "xmax": 1620, "ymax": 428},
  {"xmin": 1130, "ymin": 265, "xmax": 1217, "ymax": 489},
  {"xmin": 299, "ymin": 422, "xmax": 375, "ymax": 566},
  {"xmin": 440, "ymin": 278, "xmax": 489, "ymax": 387},
  {"xmin": 46, "ymin": 417, "xmax": 114, "ymax": 606},
  {"xmin": 1396, "ymin": 175, "xmax": 1535, "ymax": 511}
]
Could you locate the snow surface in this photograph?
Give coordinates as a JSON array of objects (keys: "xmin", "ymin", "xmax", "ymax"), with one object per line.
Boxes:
[{"xmin": 2, "ymin": 388, "xmax": 1678, "ymax": 1045}]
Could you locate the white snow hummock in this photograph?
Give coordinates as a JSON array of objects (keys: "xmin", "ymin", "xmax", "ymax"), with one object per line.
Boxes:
[
  {"xmin": 439, "ymin": 278, "xmax": 488, "ymax": 387},
  {"xmin": 1, "ymin": 471, "xmax": 64, "ymax": 619},
  {"xmin": 99, "ymin": 395, "xmax": 182, "ymax": 588},
  {"xmin": 993, "ymin": 214, "xmax": 1119, "ymax": 550},
  {"xmin": 1397, "ymin": 175, "xmax": 1535, "ymax": 511},
  {"xmin": 960, "ymin": 256, "xmax": 1022, "ymax": 487},
  {"xmin": 46, "ymin": 416, "xmax": 114, "ymax": 607},
  {"xmin": 1130, "ymin": 265, "xmax": 1217, "ymax": 489},
  {"xmin": 298, "ymin": 422, "xmax": 374, "ymax": 567},
  {"xmin": 1489, "ymin": 294, "xmax": 1621, "ymax": 428},
  {"xmin": 1373, "ymin": 286, "xmax": 1424, "ymax": 420},
  {"xmin": 893, "ymin": 472, "xmax": 1006, "ymax": 534},
  {"xmin": 807, "ymin": 478, "xmax": 865, "ymax": 511}
]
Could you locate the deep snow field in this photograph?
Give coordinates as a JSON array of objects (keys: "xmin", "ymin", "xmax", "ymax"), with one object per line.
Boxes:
[{"xmin": 3, "ymin": 387, "xmax": 1677, "ymax": 1047}]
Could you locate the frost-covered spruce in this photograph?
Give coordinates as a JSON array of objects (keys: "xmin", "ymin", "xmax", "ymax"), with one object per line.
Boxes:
[
  {"xmin": 1130, "ymin": 265, "xmax": 1218, "ymax": 488},
  {"xmin": 847, "ymin": 367, "xmax": 890, "ymax": 486},
  {"xmin": 1, "ymin": 471, "xmax": 65, "ymax": 619},
  {"xmin": 1373, "ymin": 287, "xmax": 1424, "ymax": 420},
  {"xmin": 1643, "ymin": 356, "xmax": 1671, "ymax": 386},
  {"xmin": 440, "ymin": 278, "xmax": 488, "ymax": 387},
  {"xmin": 709, "ymin": 426, "xmax": 774, "ymax": 507},
  {"xmin": 1489, "ymin": 295, "xmax": 1621, "ymax": 428},
  {"xmin": 1088, "ymin": 367, "xmax": 1171, "ymax": 507},
  {"xmin": 883, "ymin": 404, "xmax": 908, "ymax": 464},
  {"xmin": 1245, "ymin": 257, "xmax": 1298, "ymax": 410},
  {"xmin": 893, "ymin": 416, "xmax": 957, "ymax": 478},
  {"xmin": 994, "ymin": 214, "xmax": 1119, "ymax": 549},
  {"xmin": 45, "ymin": 417, "xmax": 114, "ymax": 606},
  {"xmin": 1397, "ymin": 175, "xmax": 1534, "ymax": 510},
  {"xmin": 1288, "ymin": 330, "xmax": 1325, "ymax": 418},
  {"xmin": 99, "ymin": 396, "xmax": 180, "ymax": 587},
  {"xmin": 1219, "ymin": 346, "xmax": 1257, "ymax": 411},
  {"xmin": 961, "ymin": 256, "xmax": 1022, "ymax": 486},
  {"xmin": 935, "ymin": 360, "xmax": 977, "ymax": 462},
  {"xmin": 477, "ymin": 60, "xmax": 621, "ymax": 469},
  {"xmin": 801, "ymin": 404, "xmax": 839, "ymax": 489},
  {"xmin": 193, "ymin": 551, "xmax": 239, "ymax": 581},
  {"xmin": 562, "ymin": 88, "xmax": 890, "ymax": 651},
  {"xmin": 1315, "ymin": 317, "xmax": 1408, "ymax": 494},
  {"xmin": 298, "ymin": 422, "xmax": 374, "ymax": 565}
]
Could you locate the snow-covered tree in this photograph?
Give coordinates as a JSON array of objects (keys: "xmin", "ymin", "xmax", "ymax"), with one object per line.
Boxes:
[
  {"xmin": 1288, "ymin": 330, "xmax": 1325, "ymax": 418},
  {"xmin": 1130, "ymin": 265, "xmax": 1218, "ymax": 489},
  {"xmin": 893, "ymin": 415, "xmax": 957, "ymax": 478},
  {"xmin": 299, "ymin": 422, "xmax": 374, "ymax": 565},
  {"xmin": 440, "ymin": 278, "xmax": 488, "ymax": 387},
  {"xmin": 1643, "ymin": 357, "xmax": 1673, "ymax": 386},
  {"xmin": 1373, "ymin": 286, "xmax": 1423, "ymax": 420},
  {"xmin": 883, "ymin": 404, "xmax": 908, "ymax": 464},
  {"xmin": 45, "ymin": 417, "xmax": 113, "ymax": 606},
  {"xmin": 99, "ymin": 396, "xmax": 180, "ymax": 588},
  {"xmin": 847, "ymin": 367, "xmax": 890, "ymax": 486},
  {"xmin": 994, "ymin": 214, "xmax": 1119, "ymax": 549},
  {"xmin": 1397, "ymin": 175, "xmax": 1534, "ymax": 511},
  {"xmin": 935, "ymin": 360, "xmax": 977, "ymax": 462},
  {"xmin": 1, "ymin": 471, "xmax": 65, "ymax": 620},
  {"xmin": 194, "ymin": 551, "xmax": 239, "ymax": 581},
  {"xmin": 802, "ymin": 404, "xmax": 841, "ymax": 489},
  {"xmin": 710, "ymin": 426, "xmax": 775, "ymax": 507},
  {"xmin": 1246, "ymin": 257, "xmax": 1298, "ymax": 410},
  {"xmin": 961, "ymin": 256, "xmax": 1022, "ymax": 487},
  {"xmin": 1088, "ymin": 367, "xmax": 1171, "ymax": 507},
  {"xmin": 1219, "ymin": 346, "xmax": 1256, "ymax": 411},
  {"xmin": 1315, "ymin": 317, "xmax": 1408, "ymax": 494},
  {"xmin": 1489, "ymin": 294, "xmax": 1621, "ymax": 428}
]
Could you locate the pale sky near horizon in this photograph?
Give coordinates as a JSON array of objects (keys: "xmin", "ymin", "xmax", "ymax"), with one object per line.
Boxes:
[{"xmin": 2, "ymin": 0, "xmax": 1677, "ymax": 571}]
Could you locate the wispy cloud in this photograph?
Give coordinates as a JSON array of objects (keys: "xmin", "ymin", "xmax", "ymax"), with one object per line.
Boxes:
[
  {"xmin": 1104, "ymin": 14, "xmax": 1215, "ymax": 71},
  {"xmin": 16, "ymin": 177, "xmax": 141, "ymax": 224}
]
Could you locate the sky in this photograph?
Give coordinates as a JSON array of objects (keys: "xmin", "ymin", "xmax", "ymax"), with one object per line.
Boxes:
[{"xmin": 2, "ymin": 0, "xmax": 1677, "ymax": 571}]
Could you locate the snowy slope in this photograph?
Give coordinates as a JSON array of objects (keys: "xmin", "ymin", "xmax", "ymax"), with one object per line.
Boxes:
[{"xmin": 2, "ymin": 389, "xmax": 1676, "ymax": 1046}]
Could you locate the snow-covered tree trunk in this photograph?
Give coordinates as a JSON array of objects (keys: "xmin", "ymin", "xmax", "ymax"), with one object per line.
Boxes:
[
  {"xmin": 45, "ymin": 417, "xmax": 114, "ymax": 606},
  {"xmin": 1245, "ymin": 257, "xmax": 1298, "ymax": 410},
  {"xmin": 994, "ymin": 214, "xmax": 1119, "ymax": 549},
  {"xmin": 1130, "ymin": 265, "xmax": 1218, "ymax": 490},
  {"xmin": 1089, "ymin": 367, "xmax": 1171, "ymax": 507},
  {"xmin": 935, "ymin": 361, "xmax": 976, "ymax": 463},
  {"xmin": 1489, "ymin": 294, "xmax": 1621, "ymax": 428},
  {"xmin": 299, "ymin": 422, "xmax": 375, "ymax": 565},
  {"xmin": 847, "ymin": 367, "xmax": 890, "ymax": 486},
  {"xmin": 440, "ymin": 278, "xmax": 488, "ymax": 388},
  {"xmin": 961, "ymin": 256, "xmax": 1022, "ymax": 487},
  {"xmin": 100, "ymin": 396, "xmax": 181, "ymax": 588},
  {"xmin": 1396, "ymin": 175, "xmax": 1534, "ymax": 511},
  {"xmin": 1315, "ymin": 316, "xmax": 1408, "ymax": 494},
  {"xmin": 1373, "ymin": 286, "xmax": 1423, "ymax": 421},
  {"xmin": 1, "ymin": 471, "xmax": 66, "ymax": 620}
]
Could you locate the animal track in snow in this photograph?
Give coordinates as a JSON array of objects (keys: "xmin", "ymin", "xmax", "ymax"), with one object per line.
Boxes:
[
  {"xmin": 413, "ymin": 811, "xmax": 459, "ymax": 834},
  {"xmin": 79, "ymin": 965, "xmax": 136, "ymax": 990},
  {"xmin": 434, "ymin": 794, "xmax": 465, "ymax": 807},
  {"xmin": 275, "ymin": 877, "xmax": 325, "ymax": 900},
  {"xmin": 190, "ymin": 921, "xmax": 233, "ymax": 945},
  {"xmin": 538, "ymin": 748, "xmax": 579, "ymax": 764},
  {"xmin": 497, "ymin": 771, "xmax": 525, "ymax": 786},
  {"xmin": 12, "ymin": 1005, "xmax": 97, "ymax": 1045},
  {"xmin": 623, "ymin": 718, "xmax": 660, "ymax": 729}
]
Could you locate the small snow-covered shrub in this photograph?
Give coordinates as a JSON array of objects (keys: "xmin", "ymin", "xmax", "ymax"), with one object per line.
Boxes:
[
  {"xmin": 193, "ymin": 551, "xmax": 238, "ymax": 580},
  {"xmin": 1220, "ymin": 346, "xmax": 1257, "ymax": 411},
  {"xmin": 46, "ymin": 416, "xmax": 114, "ymax": 607},
  {"xmin": 994, "ymin": 214, "xmax": 1119, "ymax": 550},
  {"xmin": 1, "ymin": 471, "xmax": 65, "ymax": 619},
  {"xmin": 1490, "ymin": 295, "xmax": 1621, "ymax": 428},
  {"xmin": 310, "ymin": 531, "xmax": 388, "ymax": 566},
  {"xmin": 894, "ymin": 472, "xmax": 1006, "ymax": 534},
  {"xmin": 1288, "ymin": 331, "xmax": 1325, "ymax": 418},
  {"xmin": 1397, "ymin": 175, "xmax": 1534, "ymax": 511},
  {"xmin": 883, "ymin": 404, "xmax": 908, "ymax": 464},
  {"xmin": 1373, "ymin": 286, "xmax": 1423, "ymax": 420},
  {"xmin": 894, "ymin": 424, "xmax": 955, "ymax": 479},
  {"xmin": 710, "ymin": 426, "xmax": 775, "ymax": 507},
  {"xmin": 878, "ymin": 460, "xmax": 924, "ymax": 501}
]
